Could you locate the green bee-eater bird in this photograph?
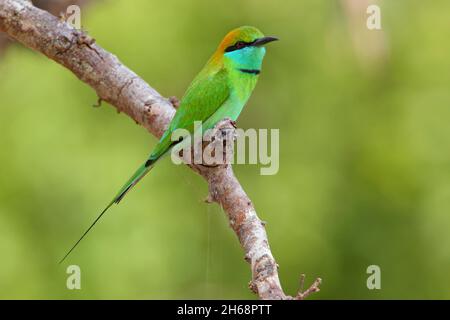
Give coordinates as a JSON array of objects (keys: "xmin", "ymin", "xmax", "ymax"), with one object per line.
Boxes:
[{"xmin": 59, "ymin": 26, "xmax": 278, "ymax": 263}]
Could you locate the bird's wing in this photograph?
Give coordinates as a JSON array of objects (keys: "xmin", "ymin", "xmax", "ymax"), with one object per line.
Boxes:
[
  {"xmin": 59, "ymin": 67, "xmax": 231, "ymax": 263},
  {"xmin": 150, "ymin": 67, "xmax": 230, "ymax": 160}
]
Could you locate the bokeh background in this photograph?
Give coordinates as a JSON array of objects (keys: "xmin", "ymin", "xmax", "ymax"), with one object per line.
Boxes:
[{"xmin": 0, "ymin": 0, "xmax": 449, "ymax": 299}]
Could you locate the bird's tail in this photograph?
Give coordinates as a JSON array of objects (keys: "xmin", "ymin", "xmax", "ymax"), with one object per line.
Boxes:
[{"xmin": 58, "ymin": 159, "xmax": 156, "ymax": 264}]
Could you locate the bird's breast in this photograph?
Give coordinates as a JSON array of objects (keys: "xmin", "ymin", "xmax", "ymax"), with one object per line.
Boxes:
[{"xmin": 229, "ymin": 68, "xmax": 259, "ymax": 103}]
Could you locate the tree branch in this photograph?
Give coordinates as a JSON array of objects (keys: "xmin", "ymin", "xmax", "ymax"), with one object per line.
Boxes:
[
  {"xmin": 0, "ymin": 0, "xmax": 92, "ymax": 55},
  {"xmin": 0, "ymin": 0, "xmax": 321, "ymax": 300}
]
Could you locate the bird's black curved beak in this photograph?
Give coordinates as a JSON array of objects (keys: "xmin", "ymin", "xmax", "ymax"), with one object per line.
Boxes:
[{"xmin": 252, "ymin": 36, "xmax": 279, "ymax": 47}]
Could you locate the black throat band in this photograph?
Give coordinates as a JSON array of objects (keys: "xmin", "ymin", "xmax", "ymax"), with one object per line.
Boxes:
[{"xmin": 239, "ymin": 68, "xmax": 261, "ymax": 75}]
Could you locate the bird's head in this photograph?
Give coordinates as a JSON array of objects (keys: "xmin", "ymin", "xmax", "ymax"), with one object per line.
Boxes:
[{"xmin": 213, "ymin": 26, "xmax": 278, "ymax": 72}]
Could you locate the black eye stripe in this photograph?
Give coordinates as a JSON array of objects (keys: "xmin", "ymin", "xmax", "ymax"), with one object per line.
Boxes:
[{"xmin": 225, "ymin": 40, "xmax": 256, "ymax": 52}]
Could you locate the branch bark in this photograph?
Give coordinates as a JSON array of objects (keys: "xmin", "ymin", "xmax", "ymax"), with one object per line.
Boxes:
[
  {"xmin": 0, "ymin": 0, "xmax": 321, "ymax": 300},
  {"xmin": 0, "ymin": 0, "xmax": 92, "ymax": 55}
]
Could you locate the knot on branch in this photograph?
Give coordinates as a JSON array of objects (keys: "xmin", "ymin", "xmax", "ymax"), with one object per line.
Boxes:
[{"xmin": 169, "ymin": 96, "xmax": 180, "ymax": 109}]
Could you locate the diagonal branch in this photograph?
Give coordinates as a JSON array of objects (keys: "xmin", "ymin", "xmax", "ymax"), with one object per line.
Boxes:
[
  {"xmin": 0, "ymin": 0, "xmax": 92, "ymax": 55},
  {"xmin": 0, "ymin": 0, "xmax": 321, "ymax": 300}
]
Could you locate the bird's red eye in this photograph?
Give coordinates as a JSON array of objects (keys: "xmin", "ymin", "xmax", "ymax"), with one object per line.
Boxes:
[
  {"xmin": 235, "ymin": 41, "xmax": 244, "ymax": 49},
  {"xmin": 225, "ymin": 41, "xmax": 247, "ymax": 52}
]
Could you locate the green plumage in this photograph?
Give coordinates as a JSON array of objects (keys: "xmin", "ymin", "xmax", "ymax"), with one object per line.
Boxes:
[
  {"xmin": 150, "ymin": 68, "xmax": 230, "ymax": 161},
  {"xmin": 59, "ymin": 26, "xmax": 277, "ymax": 263}
]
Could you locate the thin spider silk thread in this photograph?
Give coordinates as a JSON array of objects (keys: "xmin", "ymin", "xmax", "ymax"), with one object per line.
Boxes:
[
  {"xmin": 205, "ymin": 204, "xmax": 212, "ymax": 298},
  {"xmin": 174, "ymin": 166, "xmax": 213, "ymax": 297}
]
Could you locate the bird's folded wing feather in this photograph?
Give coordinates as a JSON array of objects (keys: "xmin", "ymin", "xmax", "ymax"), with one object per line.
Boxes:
[{"xmin": 150, "ymin": 67, "xmax": 230, "ymax": 160}]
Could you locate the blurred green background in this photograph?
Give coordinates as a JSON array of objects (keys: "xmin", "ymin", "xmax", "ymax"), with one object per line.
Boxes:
[{"xmin": 1, "ymin": 0, "xmax": 449, "ymax": 299}]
